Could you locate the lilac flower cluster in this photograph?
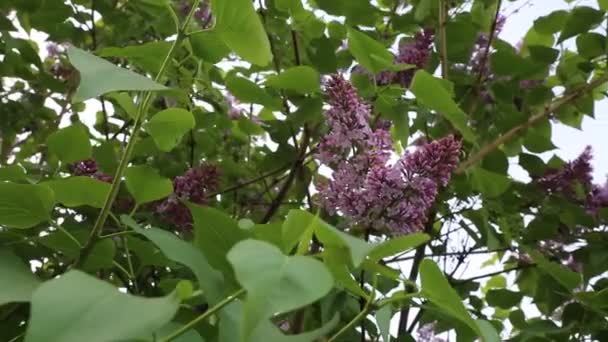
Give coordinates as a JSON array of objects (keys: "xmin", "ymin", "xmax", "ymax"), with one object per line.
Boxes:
[
  {"xmin": 316, "ymin": 75, "xmax": 461, "ymax": 235},
  {"xmin": 156, "ymin": 164, "xmax": 220, "ymax": 230},
  {"xmin": 537, "ymin": 146, "xmax": 594, "ymax": 201},
  {"xmin": 394, "ymin": 28, "xmax": 435, "ymax": 87},
  {"xmin": 527, "ymin": 147, "xmax": 608, "ymax": 272},
  {"xmin": 224, "ymin": 94, "xmax": 244, "ymax": 120},
  {"xmin": 179, "ymin": 0, "xmax": 213, "ymax": 28},
  {"xmin": 470, "ymin": 15, "xmax": 506, "ymax": 77},
  {"xmin": 70, "ymin": 159, "xmax": 113, "ymax": 183},
  {"xmin": 45, "ymin": 42, "xmax": 72, "ymax": 80},
  {"xmin": 352, "ymin": 29, "xmax": 435, "ymax": 88},
  {"xmin": 417, "ymin": 322, "xmax": 446, "ymax": 342},
  {"xmin": 539, "ymin": 146, "xmax": 608, "ymax": 213}
]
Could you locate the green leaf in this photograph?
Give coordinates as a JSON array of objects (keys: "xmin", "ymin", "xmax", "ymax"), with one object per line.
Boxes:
[
  {"xmin": 226, "ymin": 75, "xmax": 279, "ymax": 109},
  {"xmin": 46, "ymin": 124, "xmax": 92, "ymax": 164},
  {"xmin": 124, "ymin": 165, "xmax": 173, "ymax": 204},
  {"xmin": 486, "ymin": 289, "xmax": 524, "ymax": 309},
  {"xmin": 524, "ymin": 120, "xmax": 555, "ymax": 153},
  {"xmin": 67, "ymin": 46, "xmax": 167, "ymax": 102},
  {"xmin": 211, "ymin": 0, "xmax": 272, "ymax": 66},
  {"xmin": 45, "ymin": 176, "xmax": 111, "ymax": 208},
  {"xmin": 282, "ymin": 209, "xmax": 321, "ymax": 253},
  {"xmin": 98, "ymin": 41, "xmax": 172, "ymax": 74},
  {"xmin": 475, "ymin": 320, "xmax": 501, "ymax": 342},
  {"xmin": 534, "ymin": 10, "xmax": 568, "ymax": 35},
  {"xmin": 227, "ymin": 239, "xmax": 334, "ymax": 340},
  {"xmin": 0, "ymin": 15, "xmax": 16, "ymax": 31},
  {"xmin": 367, "ymin": 233, "xmax": 429, "ymax": 263},
  {"xmin": 148, "ymin": 322, "xmax": 204, "ymax": 342},
  {"xmin": 557, "ymin": 7, "xmax": 605, "ymax": 44},
  {"xmin": 38, "ymin": 230, "xmax": 116, "ymax": 271},
  {"xmin": 420, "ymin": 259, "xmax": 479, "ymax": 334},
  {"xmin": 600, "ymin": 0, "xmax": 608, "ymax": 10},
  {"xmin": 219, "ymin": 301, "xmax": 339, "ymax": 342},
  {"xmin": 323, "ymin": 247, "xmax": 368, "ymax": 298},
  {"xmin": 410, "ymin": 71, "xmax": 476, "ymax": 142},
  {"xmin": 189, "ymin": 204, "xmax": 249, "ymax": 278},
  {"xmin": 313, "ymin": 215, "xmax": 374, "ymax": 267},
  {"xmin": 347, "ymin": 27, "xmax": 395, "ymax": 74},
  {"xmin": 265, "ymin": 66, "xmax": 320, "ymax": 94},
  {"xmin": 376, "ymin": 305, "xmax": 392, "ymax": 342},
  {"xmin": 106, "ymin": 92, "xmax": 138, "ymax": 120},
  {"xmin": 0, "ymin": 182, "xmax": 54, "ymax": 229},
  {"xmin": 0, "ymin": 164, "xmax": 27, "ymax": 182},
  {"xmin": 145, "ymin": 108, "xmax": 195, "ymax": 152},
  {"xmin": 190, "ymin": 31, "xmax": 231, "ymax": 64},
  {"xmin": 24, "ymin": 270, "xmax": 180, "ymax": 342},
  {"xmin": 0, "ymin": 250, "xmax": 41, "ymax": 305},
  {"xmin": 471, "ymin": 167, "xmax": 511, "ymax": 198},
  {"xmin": 529, "ymin": 250, "xmax": 581, "ymax": 291},
  {"xmin": 576, "ymin": 33, "xmax": 606, "ymax": 59},
  {"xmin": 122, "ymin": 216, "xmax": 225, "ymax": 304}
]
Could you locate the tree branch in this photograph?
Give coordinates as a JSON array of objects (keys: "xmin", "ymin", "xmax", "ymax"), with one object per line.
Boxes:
[{"xmin": 457, "ymin": 74, "xmax": 608, "ymax": 173}]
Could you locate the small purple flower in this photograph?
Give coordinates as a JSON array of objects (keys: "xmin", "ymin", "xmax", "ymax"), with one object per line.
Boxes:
[
  {"xmin": 537, "ymin": 146, "xmax": 594, "ymax": 199},
  {"xmin": 70, "ymin": 159, "xmax": 113, "ymax": 183},
  {"xmin": 71, "ymin": 159, "xmax": 98, "ymax": 175},
  {"xmin": 156, "ymin": 163, "xmax": 220, "ymax": 230},
  {"xmin": 351, "ymin": 28, "xmax": 434, "ymax": 88},
  {"xmin": 399, "ymin": 135, "xmax": 461, "ymax": 187},
  {"xmin": 394, "ymin": 28, "xmax": 435, "ymax": 87},
  {"xmin": 179, "ymin": 0, "xmax": 213, "ymax": 28},
  {"xmin": 519, "ymin": 79, "xmax": 543, "ymax": 89},
  {"xmin": 46, "ymin": 42, "xmax": 63, "ymax": 58},
  {"xmin": 564, "ymin": 255, "xmax": 583, "ymax": 273},
  {"xmin": 225, "ymin": 94, "xmax": 243, "ymax": 120},
  {"xmin": 417, "ymin": 322, "xmax": 446, "ymax": 342}
]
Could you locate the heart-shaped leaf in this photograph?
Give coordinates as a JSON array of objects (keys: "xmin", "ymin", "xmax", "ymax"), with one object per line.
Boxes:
[
  {"xmin": 145, "ymin": 108, "xmax": 195, "ymax": 152},
  {"xmin": 25, "ymin": 270, "xmax": 180, "ymax": 342},
  {"xmin": 68, "ymin": 46, "xmax": 167, "ymax": 102},
  {"xmin": 124, "ymin": 165, "xmax": 173, "ymax": 204},
  {"xmin": 227, "ymin": 239, "xmax": 334, "ymax": 340}
]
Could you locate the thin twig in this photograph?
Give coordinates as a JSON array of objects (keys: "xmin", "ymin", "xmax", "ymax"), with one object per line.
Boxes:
[
  {"xmin": 162, "ymin": 288, "xmax": 245, "ymax": 342},
  {"xmin": 397, "ymin": 209, "xmax": 435, "ymax": 335},
  {"xmin": 74, "ymin": 0, "xmax": 202, "ymax": 267},
  {"xmin": 438, "ymin": 0, "xmax": 449, "ymax": 79},
  {"xmin": 454, "ymin": 264, "xmax": 533, "ymax": 283},
  {"xmin": 328, "ymin": 280, "xmax": 376, "ymax": 342}
]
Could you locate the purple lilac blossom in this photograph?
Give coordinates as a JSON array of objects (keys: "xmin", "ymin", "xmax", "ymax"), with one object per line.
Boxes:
[
  {"xmin": 351, "ymin": 28, "xmax": 434, "ymax": 88},
  {"xmin": 417, "ymin": 322, "xmax": 446, "ymax": 342},
  {"xmin": 537, "ymin": 146, "xmax": 594, "ymax": 199},
  {"xmin": 46, "ymin": 42, "xmax": 63, "ymax": 58},
  {"xmin": 179, "ymin": 0, "xmax": 213, "ymax": 28},
  {"xmin": 156, "ymin": 164, "xmax": 220, "ymax": 230},
  {"xmin": 471, "ymin": 15, "xmax": 506, "ymax": 77},
  {"xmin": 70, "ymin": 159, "xmax": 113, "ymax": 183},
  {"xmin": 316, "ymin": 75, "xmax": 461, "ymax": 235},
  {"xmin": 225, "ymin": 94, "xmax": 243, "ymax": 120},
  {"xmin": 394, "ymin": 28, "xmax": 435, "ymax": 87}
]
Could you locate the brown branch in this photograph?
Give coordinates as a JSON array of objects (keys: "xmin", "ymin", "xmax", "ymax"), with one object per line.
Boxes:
[
  {"xmin": 397, "ymin": 209, "xmax": 435, "ymax": 335},
  {"xmin": 261, "ymin": 128, "xmax": 310, "ymax": 223},
  {"xmin": 438, "ymin": 0, "xmax": 449, "ymax": 79},
  {"xmin": 457, "ymin": 74, "xmax": 608, "ymax": 173},
  {"xmin": 453, "ymin": 264, "xmax": 533, "ymax": 284},
  {"xmin": 206, "ymin": 164, "xmax": 292, "ymax": 198},
  {"xmin": 473, "ymin": 0, "xmax": 502, "ymax": 88}
]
